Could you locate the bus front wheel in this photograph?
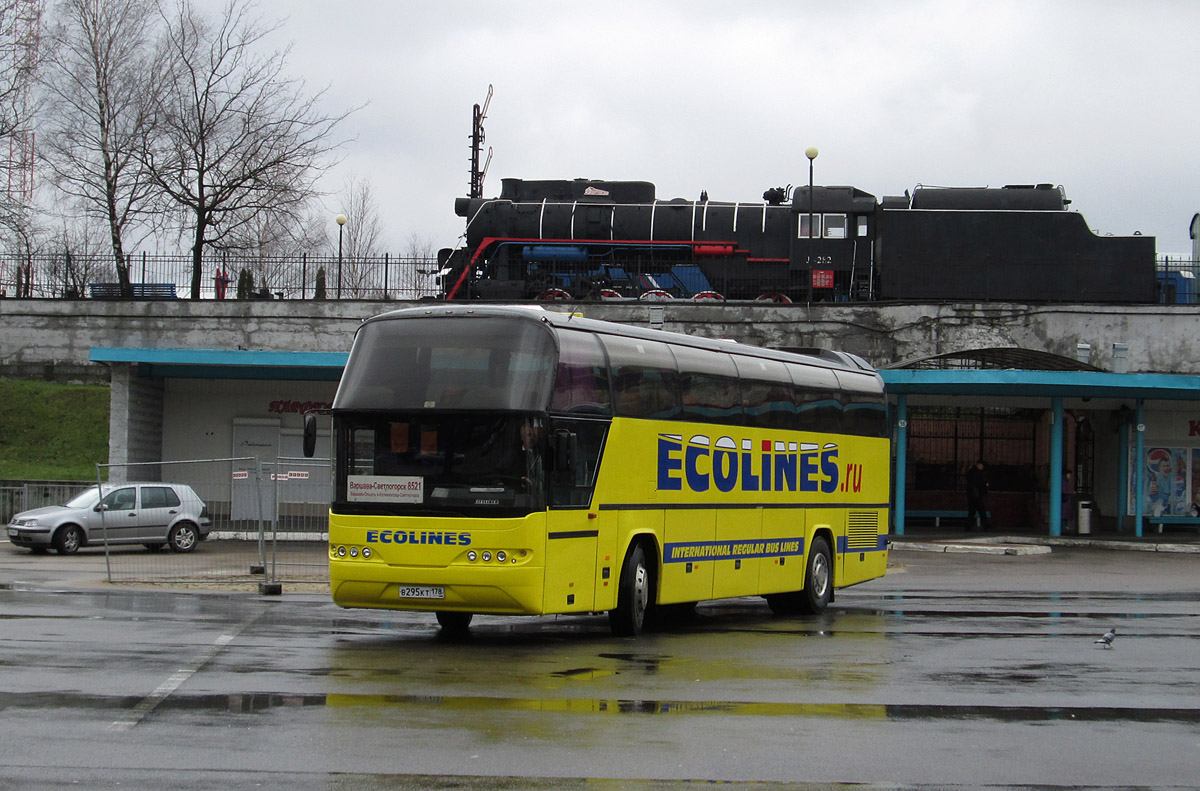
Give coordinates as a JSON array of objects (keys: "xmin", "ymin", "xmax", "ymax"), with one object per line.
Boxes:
[
  {"xmin": 436, "ymin": 611, "xmax": 473, "ymax": 632},
  {"xmin": 609, "ymin": 543, "xmax": 652, "ymax": 636}
]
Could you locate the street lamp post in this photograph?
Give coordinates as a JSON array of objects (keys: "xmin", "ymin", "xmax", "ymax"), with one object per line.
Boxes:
[
  {"xmin": 336, "ymin": 214, "xmax": 347, "ymax": 299},
  {"xmin": 805, "ymin": 146, "xmax": 818, "ymax": 301}
]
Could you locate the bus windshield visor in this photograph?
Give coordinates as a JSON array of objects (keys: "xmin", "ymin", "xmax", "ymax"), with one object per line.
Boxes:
[
  {"xmin": 334, "ymin": 316, "xmax": 556, "ymax": 412},
  {"xmin": 340, "ymin": 413, "xmax": 547, "ymax": 515}
]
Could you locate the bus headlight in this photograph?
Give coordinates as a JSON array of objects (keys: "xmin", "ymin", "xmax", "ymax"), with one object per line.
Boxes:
[
  {"xmin": 467, "ymin": 551, "xmax": 477, "ymax": 562},
  {"xmin": 362, "ymin": 547, "xmax": 371, "ymax": 559},
  {"xmin": 482, "ymin": 551, "xmax": 492, "ymax": 562},
  {"xmin": 349, "ymin": 547, "xmax": 359, "ymax": 558},
  {"xmin": 496, "ymin": 551, "xmax": 506, "ymax": 563},
  {"xmin": 336, "ymin": 546, "xmax": 346, "ymax": 557}
]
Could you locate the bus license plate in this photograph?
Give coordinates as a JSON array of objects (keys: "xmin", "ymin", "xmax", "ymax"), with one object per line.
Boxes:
[{"xmin": 398, "ymin": 585, "xmax": 444, "ymax": 600}]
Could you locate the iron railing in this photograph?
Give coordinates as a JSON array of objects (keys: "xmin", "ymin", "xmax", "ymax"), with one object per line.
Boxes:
[{"xmin": 0, "ymin": 252, "xmax": 442, "ymax": 300}]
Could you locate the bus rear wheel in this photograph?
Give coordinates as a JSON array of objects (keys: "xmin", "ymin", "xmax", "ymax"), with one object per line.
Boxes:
[
  {"xmin": 609, "ymin": 543, "xmax": 652, "ymax": 636},
  {"xmin": 767, "ymin": 535, "xmax": 833, "ymax": 615},
  {"xmin": 797, "ymin": 536, "xmax": 832, "ymax": 614}
]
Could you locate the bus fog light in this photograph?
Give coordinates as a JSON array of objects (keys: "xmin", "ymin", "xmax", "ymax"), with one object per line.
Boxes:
[
  {"xmin": 496, "ymin": 551, "xmax": 506, "ymax": 562},
  {"xmin": 336, "ymin": 546, "xmax": 346, "ymax": 557},
  {"xmin": 467, "ymin": 551, "xmax": 477, "ymax": 562},
  {"xmin": 482, "ymin": 551, "xmax": 492, "ymax": 562}
]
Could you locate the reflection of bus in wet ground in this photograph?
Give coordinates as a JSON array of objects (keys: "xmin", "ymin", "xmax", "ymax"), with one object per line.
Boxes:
[{"xmin": 307, "ymin": 305, "xmax": 890, "ymax": 636}]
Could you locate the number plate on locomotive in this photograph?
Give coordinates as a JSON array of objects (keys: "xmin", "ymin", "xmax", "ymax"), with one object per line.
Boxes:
[{"xmin": 398, "ymin": 585, "xmax": 444, "ymax": 600}]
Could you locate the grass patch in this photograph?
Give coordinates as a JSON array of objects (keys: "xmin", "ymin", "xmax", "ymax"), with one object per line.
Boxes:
[{"xmin": 0, "ymin": 378, "xmax": 109, "ymax": 480}]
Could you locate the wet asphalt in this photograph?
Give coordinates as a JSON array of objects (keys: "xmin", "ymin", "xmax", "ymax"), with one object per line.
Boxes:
[{"xmin": 1, "ymin": 539, "xmax": 1199, "ymax": 790}]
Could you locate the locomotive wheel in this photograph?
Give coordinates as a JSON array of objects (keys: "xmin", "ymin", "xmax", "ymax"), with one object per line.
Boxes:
[
  {"xmin": 755, "ymin": 292, "xmax": 793, "ymax": 303},
  {"xmin": 598, "ymin": 288, "xmax": 623, "ymax": 300},
  {"xmin": 638, "ymin": 289, "xmax": 674, "ymax": 301},
  {"xmin": 691, "ymin": 291, "xmax": 725, "ymax": 301},
  {"xmin": 538, "ymin": 287, "xmax": 572, "ymax": 300}
]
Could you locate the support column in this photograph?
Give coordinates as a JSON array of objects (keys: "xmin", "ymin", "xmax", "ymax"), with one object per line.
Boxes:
[
  {"xmin": 894, "ymin": 395, "xmax": 908, "ymax": 536},
  {"xmin": 1049, "ymin": 396, "xmax": 1064, "ymax": 536},
  {"xmin": 1135, "ymin": 399, "xmax": 1145, "ymax": 537},
  {"xmin": 1117, "ymin": 411, "xmax": 1129, "ymax": 533},
  {"xmin": 106, "ymin": 363, "xmax": 164, "ymax": 483}
]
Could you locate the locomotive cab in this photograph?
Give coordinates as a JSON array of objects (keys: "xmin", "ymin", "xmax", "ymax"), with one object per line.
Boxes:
[{"xmin": 790, "ymin": 186, "xmax": 878, "ymax": 301}]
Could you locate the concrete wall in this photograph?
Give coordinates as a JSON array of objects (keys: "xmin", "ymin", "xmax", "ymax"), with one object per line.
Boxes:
[
  {"xmin": 7, "ymin": 300, "xmax": 1200, "ymax": 381},
  {"xmin": 4, "ymin": 298, "xmax": 1200, "ymax": 379}
]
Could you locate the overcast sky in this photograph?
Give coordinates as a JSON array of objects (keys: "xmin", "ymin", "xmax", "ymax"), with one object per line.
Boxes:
[{"xmin": 257, "ymin": 0, "xmax": 1200, "ymax": 256}]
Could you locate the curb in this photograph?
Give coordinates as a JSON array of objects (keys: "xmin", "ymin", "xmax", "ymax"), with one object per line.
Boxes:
[
  {"xmin": 889, "ymin": 534, "xmax": 1200, "ymax": 554},
  {"xmin": 890, "ymin": 540, "xmax": 1051, "ymax": 556}
]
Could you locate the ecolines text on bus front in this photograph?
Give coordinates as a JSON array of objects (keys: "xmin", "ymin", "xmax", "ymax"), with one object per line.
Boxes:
[{"xmin": 656, "ymin": 433, "xmax": 846, "ymax": 494}]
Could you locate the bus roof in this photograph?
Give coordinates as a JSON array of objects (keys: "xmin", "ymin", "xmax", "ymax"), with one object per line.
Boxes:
[{"xmin": 359, "ymin": 305, "xmax": 879, "ymax": 378}]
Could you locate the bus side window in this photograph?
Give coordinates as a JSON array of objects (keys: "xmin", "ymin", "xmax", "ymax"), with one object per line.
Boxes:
[
  {"xmin": 788, "ymin": 362, "xmax": 842, "ymax": 434},
  {"xmin": 600, "ymin": 335, "xmax": 679, "ymax": 419},
  {"xmin": 834, "ymin": 371, "xmax": 888, "ymax": 437},
  {"xmin": 672, "ymin": 345, "xmax": 741, "ymax": 425},
  {"xmin": 734, "ymin": 357, "xmax": 795, "ymax": 430},
  {"xmin": 551, "ymin": 330, "xmax": 611, "ymax": 415},
  {"xmin": 550, "ymin": 418, "xmax": 609, "ymax": 507}
]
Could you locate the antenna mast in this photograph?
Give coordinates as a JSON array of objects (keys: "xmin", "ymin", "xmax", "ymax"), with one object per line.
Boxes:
[{"xmin": 469, "ymin": 84, "xmax": 493, "ymax": 199}]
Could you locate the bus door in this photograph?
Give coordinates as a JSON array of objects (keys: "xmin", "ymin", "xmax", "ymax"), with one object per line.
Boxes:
[
  {"xmin": 545, "ymin": 419, "xmax": 607, "ymax": 614},
  {"xmin": 544, "ymin": 510, "xmax": 598, "ymax": 613}
]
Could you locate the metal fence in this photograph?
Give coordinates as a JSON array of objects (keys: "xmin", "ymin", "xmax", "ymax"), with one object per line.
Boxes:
[
  {"xmin": 0, "ymin": 252, "xmax": 441, "ymax": 301},
  {"xmin": 93, "ymin": 457, "xmax": 330, "ymax": 590},
  {"xmin": 1, "ymin": 480, "xmax": 95, "ymax": 523}
]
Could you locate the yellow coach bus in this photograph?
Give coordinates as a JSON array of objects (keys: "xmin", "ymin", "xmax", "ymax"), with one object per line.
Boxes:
[{"xmin": 305, "ymin": 305, "xmax": 890, "ymax": 635}]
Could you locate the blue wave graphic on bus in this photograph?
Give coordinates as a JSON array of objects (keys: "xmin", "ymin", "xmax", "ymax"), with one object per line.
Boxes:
[{"xmin": 656, "ymin": 433, "xmax": 839, "ymax": 494}]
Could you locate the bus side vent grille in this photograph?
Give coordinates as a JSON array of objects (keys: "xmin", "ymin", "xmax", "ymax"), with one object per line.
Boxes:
[{"xmin": 847, "ymin": 511, "xmax": 879, "ymax": 549}]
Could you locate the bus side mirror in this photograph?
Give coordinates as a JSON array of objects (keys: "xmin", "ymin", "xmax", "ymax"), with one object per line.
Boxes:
[
  {"xmin": 553, "ymin": 429, "xmax": 575, "ymax": 472},
  {"xmin": 303, "ymin": 414, "xmax": 317, "ymax": 458}
]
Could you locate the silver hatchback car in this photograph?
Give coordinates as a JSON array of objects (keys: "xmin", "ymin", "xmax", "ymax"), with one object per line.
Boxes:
[{"xmin": 7, "ymin": 483, "xmax": 212, "ymax": 555}]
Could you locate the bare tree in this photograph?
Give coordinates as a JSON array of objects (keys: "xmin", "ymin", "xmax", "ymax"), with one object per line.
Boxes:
[
  {"xmin": 40, "ymin": 0, "xmax": 161, "ymax": 295},
  {"xmin": 0, "ymin": 0, "xmax": 42, "ymax": 242},
  {"xmin": 224, "ymin": 199, "xmax": 326, "ymax": 297},
  {"xmin": 332, "ymin": 174, "xmax": 386, "ymax": 296},
  {"xmin": 144, "ymin": 0, "xmax": 349, "ymax": 299},
  {"xmin": 401, "ymin": 231, "xmax": 438, "ymax": 299},
  {"xmin": 47, "ymin": 216, "xmax": 119, "ymax": 296}
]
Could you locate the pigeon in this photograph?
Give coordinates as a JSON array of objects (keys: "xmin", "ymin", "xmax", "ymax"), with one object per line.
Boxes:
[{"xmin": 1094, "ymin": 628, "xmax": 1117, "ymax": 648}]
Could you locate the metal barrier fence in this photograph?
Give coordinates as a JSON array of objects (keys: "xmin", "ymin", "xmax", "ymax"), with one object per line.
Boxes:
[
  {"xmin": 97, "ymin": 457, "xmax": 330, "ymax": 591},
  {"xmin": 0, "ymin": 252, "xmax": 440, "ymax": 300},
  {"xmin": 1, "ymin": 480, "xmax": 94, "ymax": 523}
]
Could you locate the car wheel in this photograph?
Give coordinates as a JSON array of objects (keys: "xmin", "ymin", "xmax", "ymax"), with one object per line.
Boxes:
[
  {"xmin": 54, "ymin": 525, "xmax": 84, "ymax": 555},
  {"xmin": 168, "ymin": 522, "xmax": 199, "ymax": 553}
]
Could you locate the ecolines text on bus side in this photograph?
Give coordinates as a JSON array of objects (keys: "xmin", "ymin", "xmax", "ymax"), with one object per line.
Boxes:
[{"xmin": 656, "ymin": 433, "xmax": 866, "ymax": 495}]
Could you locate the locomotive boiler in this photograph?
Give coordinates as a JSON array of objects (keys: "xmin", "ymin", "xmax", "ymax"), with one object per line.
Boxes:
[{"xmin": 438, "ymin": 177, "xmax": 1156, "ymax": 304}]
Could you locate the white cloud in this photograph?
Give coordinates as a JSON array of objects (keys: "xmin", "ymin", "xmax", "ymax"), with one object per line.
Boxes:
[{"xmin": 262, "ymin": 0, "xmax": 1200, "ymax": 255}]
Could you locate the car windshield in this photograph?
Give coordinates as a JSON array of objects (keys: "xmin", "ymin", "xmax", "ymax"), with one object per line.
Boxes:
[
  {"xmin": 337, "ymin": 413, "xmax": 547, "ymax": 516},
  {"xmin": 64, "ymin": 488, "xmax": 103, "ymax": 509}
]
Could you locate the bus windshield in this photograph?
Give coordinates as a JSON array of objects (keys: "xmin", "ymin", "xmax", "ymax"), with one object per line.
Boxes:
[
  {"xmin": 334, "ymin": 315, "xmax": 556, "ymax": 412},
  {"xmin": 338, "ymin": 413, "xmax": 547, "ymax": 515}
]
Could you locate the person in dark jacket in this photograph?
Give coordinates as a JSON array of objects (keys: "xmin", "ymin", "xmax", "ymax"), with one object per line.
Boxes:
[{"xmin": 965, "ymin": 460, "xmax": 990, "ymax": 530}]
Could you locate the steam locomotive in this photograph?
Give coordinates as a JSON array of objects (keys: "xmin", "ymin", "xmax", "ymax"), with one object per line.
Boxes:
[{"xmin": 438, "ymin": 178, "xmax": 1156, "ymax": 303}]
